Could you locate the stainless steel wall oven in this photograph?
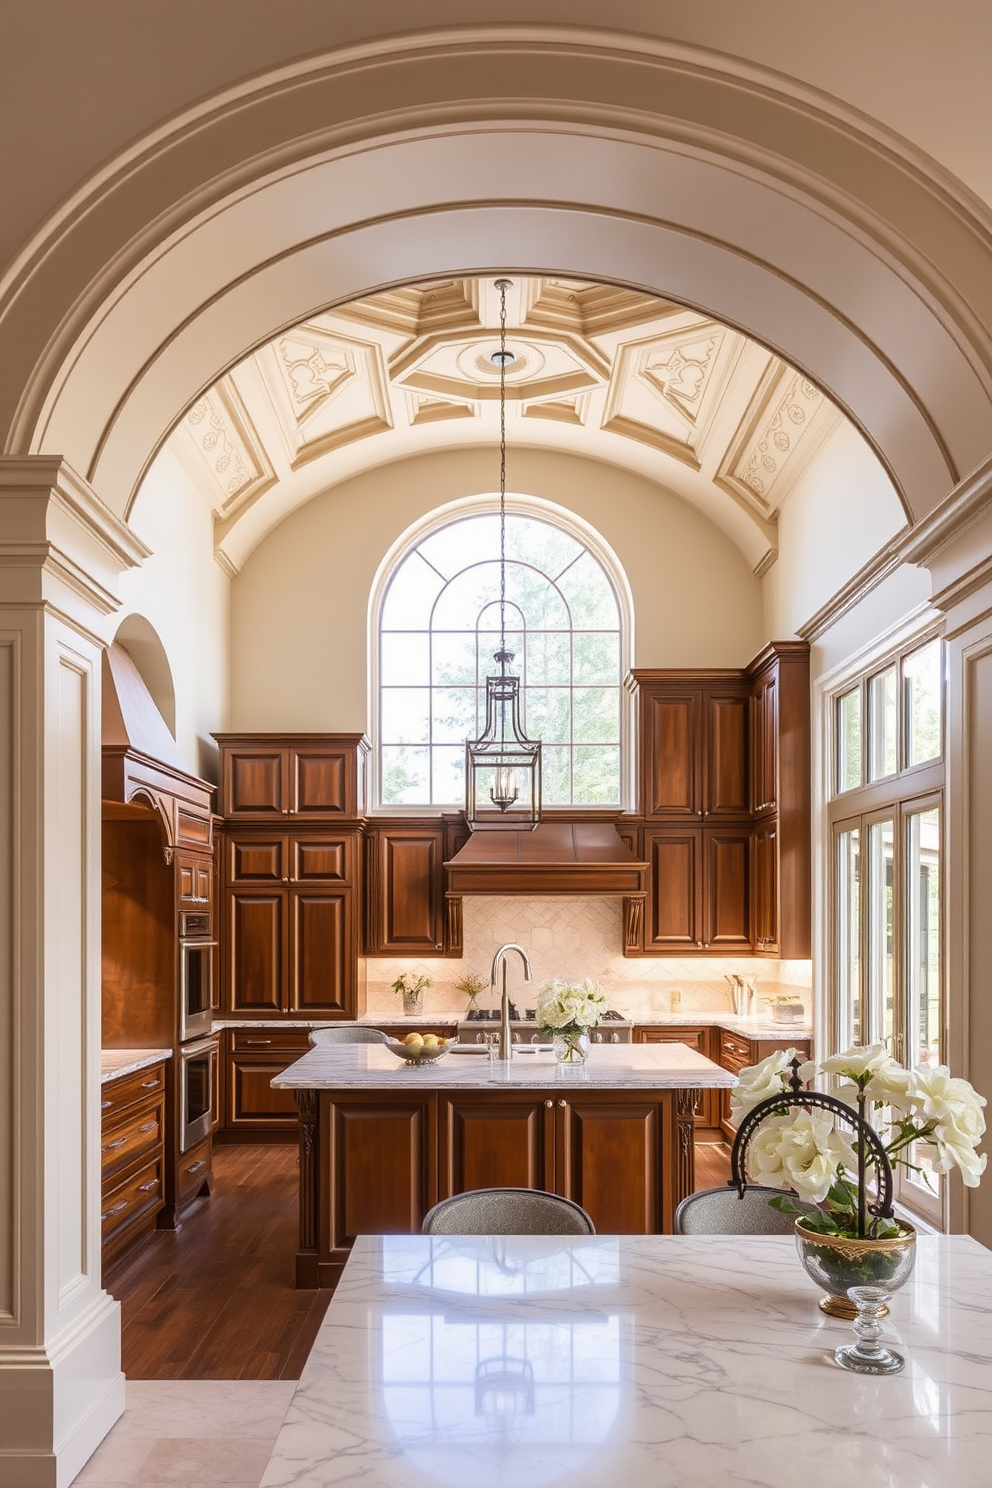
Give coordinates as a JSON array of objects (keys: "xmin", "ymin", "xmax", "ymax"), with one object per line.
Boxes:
[
  {"xmin": 179, "ymin": 911, "xmax": 216, "ymax": 1042},
  {"xmin": 179, "ymin": 1034, "xmax": 219, "ymax": 1152}
]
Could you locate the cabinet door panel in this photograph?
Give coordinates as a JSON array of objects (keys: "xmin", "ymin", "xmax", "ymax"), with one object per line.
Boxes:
[
  {"xmin": 328, "ymin": 1098, "xmax": 435, "ymax": 1247},
  {"xmin": 291, "ymin": 889, "xmax": 353, "ymax": 1014},
  {"xmin": 644, "ymin": 693, "xmax": 698, "ymax": 817},
  {"xmin": 227, "ymin": 892, "xmax": 284, "ymax": 1013},
  {"xmin": 383, "ymin": 833, "xmax": 441, "ymax": 949},
  {"xmin": 559, "ymin": 1099, "xmax": 662, "ymax": 1233},
  {"xmin": 705, "ymin": 693, "xmax": 749, "ymax": 817},
  {"xmin": 293, "ymin": 837, "xmax": 351, "ymax": 883},
  {"xmin": 291, "ymin": 749, "xmax": 350, "ymax": 816},
  {"xmin": 441, "ymin": 1096, "xmax": 554, "ymax": 1196},
  {"xmin": 224, "ymin": 752, "xmax": 285, "ymax": 816},
  {"xmin": 645, "ymin": 831, "xmax": 701, "ymax": 948},
  {"xmin": 753, "ymin": 822, "xmax": 779, "ymax": 952},
  {"xmin": 226, "ymin": 1053, "xmax": 302, "ymax": 1125},
  {"xmin": 227, "ymin": 835, "xmax": 287, "ymax": 884},
  {"xmin": 704, "ymin": 831, "xmax": 751, "ymax": 949}
]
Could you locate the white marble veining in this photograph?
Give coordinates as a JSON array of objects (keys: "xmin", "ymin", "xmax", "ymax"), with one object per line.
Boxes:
[
  {"xmin": 261, "ymin": 1233, "xmax": 992, "ymax": 1488},
  {"xmin": 270, "ymin": 1042, "xmax": 735, "ymax": 1091},
  {"xmin": 100, "ymin": 1048, "xmax": 172, "ymax": 1083}
]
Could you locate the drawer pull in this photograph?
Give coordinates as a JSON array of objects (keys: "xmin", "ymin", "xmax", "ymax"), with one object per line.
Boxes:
[
  {"xmin": 140, "ymin": 1079, "xmax": 161, "ymax": 1089},
  {"xmin": 138, "ymin": 1122, "xmax": 157, "ymax": 1133},
  {"xmin": 102, "ymin": 1136, "xmax": 128, "ymax": 1151},
  {"xmin": 243, "ymin": 1038, "xmax": 272, "ymax": 1046},
  {"xmin": 186, "ymin": 1160, "xmax": 207, "ymax": 1174},
  {"xmin": 138, "ymin": 1180, "xmax": 158, "ymax": 1193},
  {"xmin": 101, "ymin": 1099, "xmax": 113, "ymax": 1110},
  {"xmin": 101, "ymin": 1200, "xmax": 129, "ymax": 1220}
]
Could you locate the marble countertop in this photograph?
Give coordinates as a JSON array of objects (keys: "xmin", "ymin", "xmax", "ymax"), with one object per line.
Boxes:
[
  {"xmin": 214, "ymin": 1013, "xmax": 812, "ymax": 1038},
  {"xmin": 100, "ymin": 1048, "xmax": 172, "ymax": 1083},
  {"xmin": 261, "ymin": 1232, "xmax": 992, "ymax": 1488},
  {"xmin": 270, "ymin": 1042, "xmax": 735, "ymax": 1091}
]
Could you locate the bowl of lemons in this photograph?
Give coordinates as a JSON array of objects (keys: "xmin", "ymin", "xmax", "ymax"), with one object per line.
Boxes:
[{"xmin": 384, "ymin": 1032, "xmax": 456, "ymax": 1064}]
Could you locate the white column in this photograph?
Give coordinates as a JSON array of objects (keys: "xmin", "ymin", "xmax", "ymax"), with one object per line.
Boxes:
[{"xmin": 0, "ymin": 458, "xmax": 148, "ymax": 1487}]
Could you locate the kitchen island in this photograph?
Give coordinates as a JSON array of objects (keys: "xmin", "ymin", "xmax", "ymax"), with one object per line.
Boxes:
[{"xmin": 272, "ymin": 1043, "xmax": 735, "ymax": 1287}]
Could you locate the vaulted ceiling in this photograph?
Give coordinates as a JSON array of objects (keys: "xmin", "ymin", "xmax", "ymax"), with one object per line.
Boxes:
[{"xmin": 167, "ymin": 276, "xmax": 842, "ymax": 575}]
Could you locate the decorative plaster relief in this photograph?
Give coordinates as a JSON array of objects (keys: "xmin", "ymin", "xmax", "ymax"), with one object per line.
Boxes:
[
  {"xmin": 716, "ymin": 368, "xmax": 839, "ymax": 516},
  {"xmin": 178, "ymin": 381, "xmax": 275, "ymax": 518},
  {"xmin": 254, "ymin": 327, "xmax": 393, "ymax": 469}
]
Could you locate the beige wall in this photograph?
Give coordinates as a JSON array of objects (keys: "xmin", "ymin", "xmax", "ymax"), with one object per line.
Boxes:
[
  {"xmin": 230, "ymin": 447, "xmax": 765, "ymax": 732},
  {"xmin": 117, "ymin": 447, "xmax": 230, "ymax": 780}
]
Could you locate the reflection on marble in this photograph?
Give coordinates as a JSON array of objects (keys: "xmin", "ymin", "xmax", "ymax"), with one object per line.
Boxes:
[
  {"xmin": 260, "ymin": 1234, "xmax": 992, "ymax": 1488},
  {"xmin": 270, "ymin": 1042, "xmax": 734, "ymax": 1091}
]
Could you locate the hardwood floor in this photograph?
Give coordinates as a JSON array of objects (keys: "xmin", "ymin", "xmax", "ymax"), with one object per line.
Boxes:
[
  {"xmin": 108, "ymin": 1145, "xmax": 329, "ymax": 1380},
  {"xmin": 108, "ymin": 1138, "xmax": 732, "ymax": 1380}
]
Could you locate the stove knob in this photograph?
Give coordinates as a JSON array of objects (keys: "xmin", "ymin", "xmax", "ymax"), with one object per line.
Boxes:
[
  {"xmin": 593, "ymin": 1032, "xmax": 603, "ymax": 1043},
  {"xmin": 611, "ymin": 1032, "xmax": 620, "ymax": 1044}
]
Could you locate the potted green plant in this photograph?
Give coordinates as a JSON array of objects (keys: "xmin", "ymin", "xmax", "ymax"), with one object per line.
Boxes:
[
  {"xmin": 391, "ymin": 971, "xmax": 433, "ymax": 1016},
  {"xmin": 454, "ymin": 971, "xmax": 488, "ymax": 1014}
]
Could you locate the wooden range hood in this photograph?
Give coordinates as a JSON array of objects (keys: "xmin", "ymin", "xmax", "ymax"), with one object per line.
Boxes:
[{"xmin": 444, "ymin": 820, "xmax": 648, "ymax": 898}]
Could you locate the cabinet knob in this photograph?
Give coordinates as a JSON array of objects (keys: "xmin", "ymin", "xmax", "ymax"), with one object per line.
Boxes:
[
  {"xmin": 558, "ymin": 1099, "xmax": 567, "ymax": 1108},
  {"xmin": 544, "ymin": 1100, "xmax": 553, "ymax": 1108},
  {"xmin": 696, "ymin": 940, "xmax": 704, "ymax": 948}
]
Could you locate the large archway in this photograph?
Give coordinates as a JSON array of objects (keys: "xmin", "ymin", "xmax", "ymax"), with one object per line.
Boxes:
[{"xmin": 4, "ymin": 29, "xmax": 992, "ymax": 529}]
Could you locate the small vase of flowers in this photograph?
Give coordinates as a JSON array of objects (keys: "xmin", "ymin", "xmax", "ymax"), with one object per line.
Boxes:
[
  {"xmin": 730, "ymin": 1043, "xmax": 987, "ymax": 1315},
  {"xmin": 391, "ymin": 971, "xmax": 433, "ymax": 1016},
  {"xmin": 535, "ymin": 978, "xmax": 607, "ymax": 1064}
]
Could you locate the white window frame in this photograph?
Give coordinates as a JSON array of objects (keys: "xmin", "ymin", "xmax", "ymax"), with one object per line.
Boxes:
[{"xmin": 367, "ymin": 492, "xmax": 636, "ymax": 815}]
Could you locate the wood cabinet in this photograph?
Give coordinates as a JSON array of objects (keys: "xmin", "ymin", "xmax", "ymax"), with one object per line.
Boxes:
[
  {"xmin": 214, "ymin": 733, "xmax": 370, "ymax": 820},
  {"xmin": 101, "ymin": 1059, "xmax": 168, "ymax": 1275},
  {"xmin": 640, "ymin": 826, "xmax": 751, "ymax": 953},
  {"xmin": 746, "ymin": 645, "xmax": 811, "ymax": 959},
  {"xmin": 294, "ymin": 1084, "xmax": 695, "ymax": 1286},
  {"xmin": 635, "ymin": 676, "xmax": 750, "ymax": 821},
  {"xmin": 717, "ymin": 1027, "xmax": 812, "ymax": 1140},
  {"xmin": 222, "ymin": 830, "xmax": 360, "ymax": 1018},
  {"xmin": 364, "ymin": 818, "xmax": 468, "ymax": 956},
  {"xmin": 633, "ymin": 1026, "xmax": 719, "ymax": 1130},
  {"xmin": 220, "ymin": 1027, "xmax": 313, "ymax": 1139}
]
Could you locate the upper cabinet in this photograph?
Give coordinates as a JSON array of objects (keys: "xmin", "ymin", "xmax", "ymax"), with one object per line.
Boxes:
[
  {"xmin": 364, "ymin": 818, "xmax": 469, "ymax": 957},
  {"xmin": 213, "ymin": 734, "xmax": 370, "ymax": 820},
  {"xmin": 634, "ymin": 676, "xmax": 750, "ymax": 821}
]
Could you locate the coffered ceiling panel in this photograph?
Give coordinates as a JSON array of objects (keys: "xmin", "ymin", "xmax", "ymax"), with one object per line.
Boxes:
[{"xmin": 165, "ymin": 275, "xmax": 843, "ymax": 574}]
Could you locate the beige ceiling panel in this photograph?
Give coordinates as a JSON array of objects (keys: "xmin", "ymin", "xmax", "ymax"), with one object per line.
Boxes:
[
  {"xmin": 174, "ymin": 377, "xmax": 276, "ymax": 519},
  {"xmin": 715, "ymin": 367, "xmax": 841, "ymax": 515}
]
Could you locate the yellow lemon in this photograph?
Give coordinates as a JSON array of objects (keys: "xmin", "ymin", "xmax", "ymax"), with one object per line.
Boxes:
[
  {"xmin": 421, "ymin": 1034, "xmax": 439, "ymax": 1046},
  {"xmin": 403, "ymin": 1032, "xmax": 424, "ymax": 1046}
]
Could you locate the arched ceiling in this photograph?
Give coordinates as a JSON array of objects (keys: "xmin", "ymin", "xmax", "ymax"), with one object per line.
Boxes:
[{"xmin": 167, "ymin": 274, "xmax": 841, "ymax": 574}]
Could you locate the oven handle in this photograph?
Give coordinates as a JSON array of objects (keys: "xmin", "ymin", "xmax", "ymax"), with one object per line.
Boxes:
[{"xmin": 179, "ymin": 939, "xmax": 219, "ymax": 949}]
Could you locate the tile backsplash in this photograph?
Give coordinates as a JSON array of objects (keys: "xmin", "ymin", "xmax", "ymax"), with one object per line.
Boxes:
[{"xmin": 362, "ymin": 896, "xmax": 812, "ymax": 1020}]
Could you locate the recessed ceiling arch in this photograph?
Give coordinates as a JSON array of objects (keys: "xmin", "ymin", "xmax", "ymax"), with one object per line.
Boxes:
[{"xmin": 5, "ymin": 29, "xmax": 992, "ymax": 534}]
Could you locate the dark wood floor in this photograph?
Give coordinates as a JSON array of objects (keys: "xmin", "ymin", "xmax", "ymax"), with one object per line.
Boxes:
[
  {"xmin": 108, "ymin": 1144, "xmax": 330, "ymax": 1380},
  {"xmin": 108, "ymin": 1139, "xmax": 733, "ymax": 1380}
]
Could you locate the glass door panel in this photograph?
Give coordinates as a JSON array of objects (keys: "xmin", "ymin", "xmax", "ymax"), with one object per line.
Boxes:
[
  {"xmin": 867, "ymin": 819, "xmax": 895, "ymax": 1049},
  {"xmin": 898, "ymin": 804, "xmax": 942, "ymax": 1223},
  {"xmin": 836, "ymin": 825, "xmax": 861, "ymax": 1048}
]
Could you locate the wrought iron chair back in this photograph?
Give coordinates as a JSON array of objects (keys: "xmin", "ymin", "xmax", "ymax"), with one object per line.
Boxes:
[{"xmin": 728, "ymin": 1057, "xmax": 894, "ymax": 1237}]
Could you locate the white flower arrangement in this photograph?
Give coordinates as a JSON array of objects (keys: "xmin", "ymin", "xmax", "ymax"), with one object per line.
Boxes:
[
  {"xmin": 732, "ymin": 1042, "xmax": 987, "ymax": 1236},
  {"xmin": 535, "ymin": 978, "xmax": 607, "ymax": 1035}
]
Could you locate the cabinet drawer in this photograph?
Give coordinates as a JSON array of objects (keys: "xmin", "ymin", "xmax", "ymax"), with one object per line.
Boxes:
[
  {"xmin": 635, "ymin": 1025, "xmax": 709, "ymax": 1053},
  {"xmin": 177, "ymin": 1135, "xmax": 212, "ymax": 1207},
  {"xmin": 101, "ymin": 1094, "xmax": 165, "ymax": 1182},
  {"xmin": 100, "ymin": 1062, "xmax": 167, "ymax": 1121},
  {"xmin": 101, "ymin": 1154, "xmax": 164, "ymax": 1249},
  {"xmin": 719, "ymin": 1030, "xmax": 752, "ymax": 1068},
  {"xmin": 229, "ymin": 1028, "xmax": 312, "ymax": 1053}
]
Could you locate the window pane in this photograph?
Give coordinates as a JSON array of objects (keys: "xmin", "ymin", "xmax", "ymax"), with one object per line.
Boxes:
[
  {"xmin": 868, "ymin": 666, "xmax": 897, "ymax": 781},
  {"xmin": 556, "ymin": 551, "xmax": 618, "ymax": 627},
  {"xmin": 504, "ymin": 515, "xmax": 581, "ymax": 574},
  {"xmin": 573, "ymin": 687, "xmax": 620, "ymax": 743},
  {"xmin": 504, "ymin": 562, "xmax": 569, "ymax": 628},
  {"xmin": 836, "ymin": 827, "xmax": 861, "ymax": 1047},
  {"xmin": 524, "ymin": 633, "xmax": 571, "ymax": 686},
  {"xmin": 381, "ymin": 688, "xmax": 430, "ymax": 744},
  {"xmin": 523, "ymin": 687, "xmax": 571, "ymax": 743},
  {"xmin": 573, "ymin": 632, "xmax": 619, "ymax": 685},
  {"xmin": 381, "ymin": 632, "xmax": 429, "ymax": 687},
  {"xmin": 432, "ymin": 688, "xmax": 478, "ymax": 743},
  {"xmin": 904, "ymin": 638, "xmax": 942, "ymax": 765},
  {"xmin": 868, "ymin": 819, "xmax": 895, "ymax": 1048},
  {"xmin": 381, "ymin": 746, "xmax": 428, "ymax": 804},
  {"xmin": 381, "ymin": 552, "xmax": 444, "ymax": 629},
  {"xmin": 541, "ymin": 745, "xmax": 570, "ymax": 805},
  {"xmin": 431, "ymin": 746, "xmax": 465, "ymax": 805},
  {"xmin": 906, "ymin": 806, "xmax": 941, "ymax": 1068},
  {"xmin": 836, "ymin": 688, "xmax": 861, "ymax": 792},
  {"xmin": 418, "ymin": 513, "xmax": 501, "ymax": 574},
  {"xmin": 574, "ymin": 746, "xmax": 620, "ymax": 804},
  {"xmin": 432, "ymin": 632, "xmax": 476, "ymax": 686},
  {"xmin": 432, "ymin": 563, "xmax": 501, "ymax": 630}
]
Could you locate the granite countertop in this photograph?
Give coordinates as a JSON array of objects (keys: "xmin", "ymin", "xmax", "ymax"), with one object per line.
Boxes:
[
  {"xmin": 213, "ymin": 1012, "xmax": 812, "ymax": 1038},
  {"xmin": 100, "ymin": 1048, "xmax": 173, "ymax": 1083},
  {"xmin": 260, "ymin": 1233, "xmax": 990, "ymax": 1488},
  {"xmin": 270, "ymin": 1042, "xmax": 735, "ymax": 1091}
]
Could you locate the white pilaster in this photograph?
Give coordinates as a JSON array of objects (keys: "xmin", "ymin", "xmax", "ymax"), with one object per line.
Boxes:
[{"xmin": 0, "ymin": 458, "xmax": 148, "ymax": 1487}]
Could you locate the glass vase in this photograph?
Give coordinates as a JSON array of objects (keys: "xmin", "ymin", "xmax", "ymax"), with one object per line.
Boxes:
[
  {"xmin": 795, "ymin": 1218, "xmax": 916, "ymax": 1318},
  {"xmin": 402, "ymin": 989, "xmax": 423, "ymax": 1016},
  {"xmin": 553, "ymin": 1031, "xmax": 589, "ymax": 1065}
]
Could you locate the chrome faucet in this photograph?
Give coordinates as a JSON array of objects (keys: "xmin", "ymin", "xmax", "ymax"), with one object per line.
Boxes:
[{"xmin": 490, "ymin": 943, "xmax": 533, "ymax": 1060}]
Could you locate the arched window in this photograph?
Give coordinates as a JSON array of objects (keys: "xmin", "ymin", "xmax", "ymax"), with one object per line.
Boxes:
[{"xmin": 376, "ymin": 505, "xmax": 628, "ymax": 808}]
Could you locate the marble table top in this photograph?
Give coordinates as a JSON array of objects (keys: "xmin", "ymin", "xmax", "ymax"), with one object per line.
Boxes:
[
  {"xmin": 270, "ymin": 1041, "xmax": 735, "ymax": 1091},
  {"xmin": 260, "ymin": 1232, "xmax": 992, "ymax": 1488}
]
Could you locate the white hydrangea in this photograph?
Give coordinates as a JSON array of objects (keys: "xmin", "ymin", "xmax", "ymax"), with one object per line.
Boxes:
[
  {"xmin": 747, "ymin": 1109, "xmax": 858, "ymax": 1204},
  {"xmin": 535, "ymin": 978, "xmax": 607, "ymax": 1032}
]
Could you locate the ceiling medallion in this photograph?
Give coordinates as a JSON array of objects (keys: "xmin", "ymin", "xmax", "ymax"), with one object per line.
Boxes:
[{"xmin": 464, "ymin": 279, "xmax": 542, "ymax": 832}]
